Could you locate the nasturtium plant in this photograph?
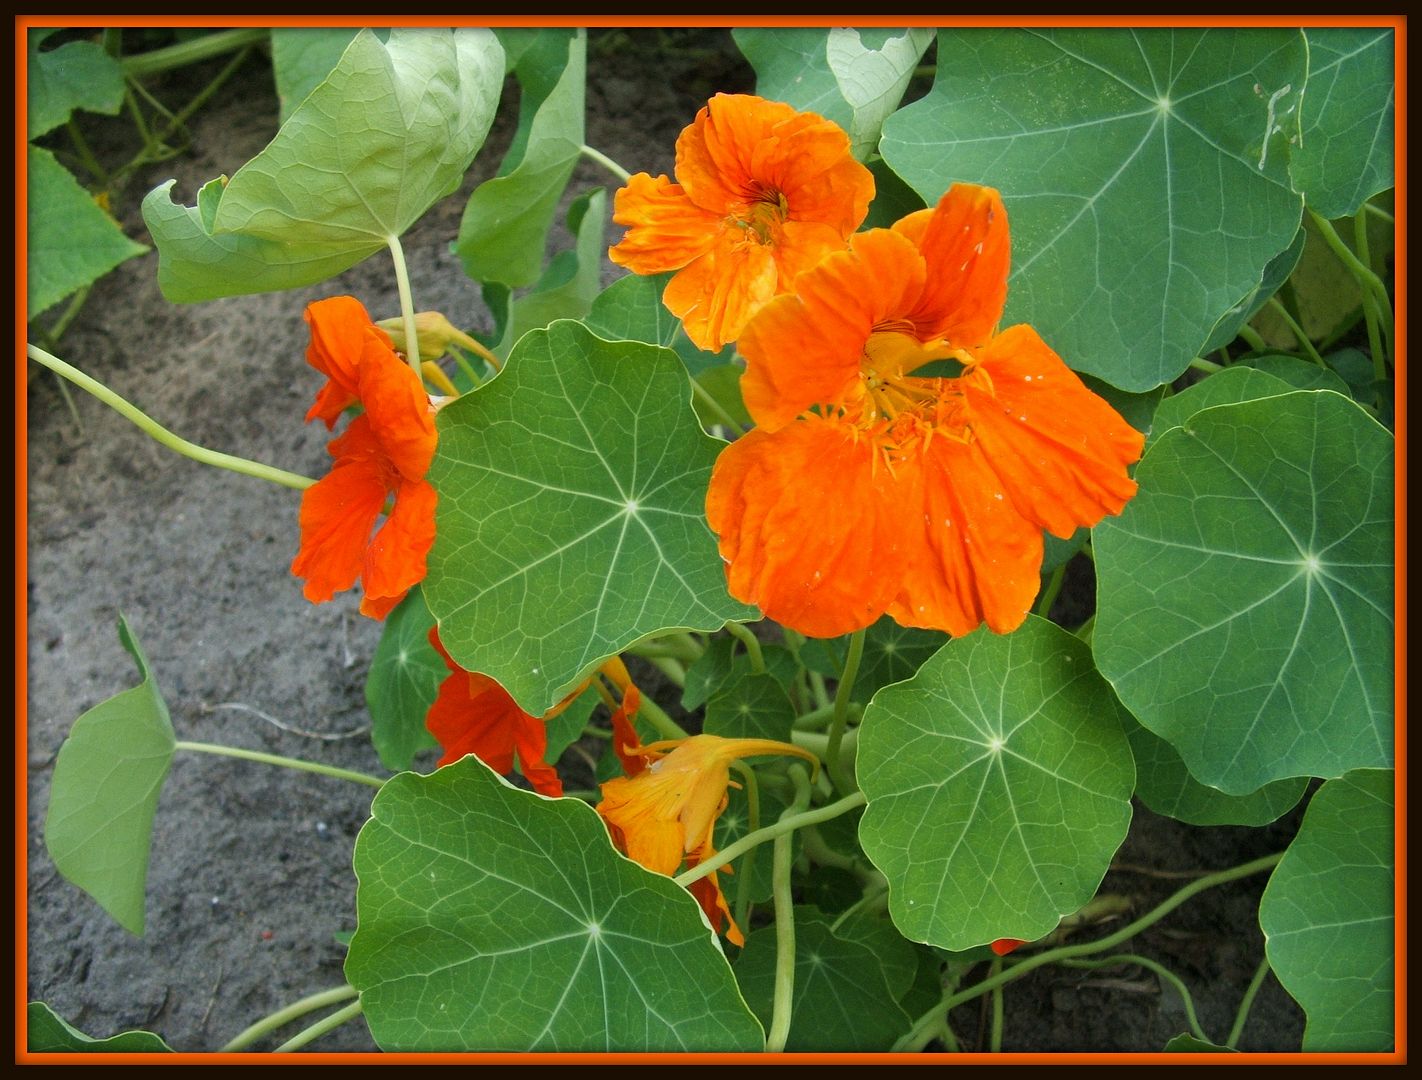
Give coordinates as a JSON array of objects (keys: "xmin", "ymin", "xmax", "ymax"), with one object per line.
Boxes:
[{"xmin": 28, "ymin": 21, "xmax": 1396, "ymax": 1058}]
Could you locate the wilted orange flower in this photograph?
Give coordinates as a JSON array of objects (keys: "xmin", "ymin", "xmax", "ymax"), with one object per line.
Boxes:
[
  {"xmin": 607, "ymin": 93, "xmax": 874, "ymax": 353},
  {"xmin": 424, "ymin": 629, "xmax": 567, "ymax": 797},
  {"xmin": 707, "ymin": 184, "xmax": 1145, "ymax": 638},
  {"xmin": 290, "ymin": 297, "xmax": 437, "ymax": 620},
  {"xmin": 598, "ymin": 734, "xmax": 818, "ymax": 945}
]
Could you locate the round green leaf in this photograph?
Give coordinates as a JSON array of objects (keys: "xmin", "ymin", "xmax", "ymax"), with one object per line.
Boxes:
[
  {"xmin": 365, "ymin": 586, "xmax": 442, "ymax": 772},
  {"xmin": 1095, "ymin": 390, "xmax": 1394, "ymax": 794},
  {"xmin": 881, "ymin": 28, "xmax": 1307, "ymax": 391},
  {"xmin": 425, "ymin": 320, "xmax": 756, "ymax": 716},
  {"xmin": 705, "ymin": 671, "xmax": 795, "ymax": 743},
  {"xmin": 799, "ymin": 616, "xmax": 948, "ymax": 700},
  {"xmin": 345, "ymin": 757, "xmax": 764, "ymax": 1051},
  {"xmin": 27, "ymin": 1002, "xmax": 173, "ymax": 1053},
  {"xmin": 583, "ymin": 271, "xmax": 735, "ymax": 377},
  {"xmin": 1260, "ymin": 769, "xmax": 1394, "ymax": 1051},
  {"xmin": 1239, "ymin": 354, "xmax": 1352, "ymax": 395},
  {"xmin": 1291, "ymin": 29, "xmax": 1395, "ymax": 219},
  {"xmin": 857, "ymin": 617, "xmax": 1135, "ymax": 951},
  {"xmin": 1146, "ymin": 364, "xmax": 1297, "ymax": 449},
  {"xmin": 42, "ymin": 617, "xmax": 175, "ymax": 936}
]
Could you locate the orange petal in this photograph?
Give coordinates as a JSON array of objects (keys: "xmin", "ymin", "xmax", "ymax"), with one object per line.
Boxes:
[
  {"xmin": 752, "ymin": 115, "xmax": 873, "ymax": 237},
  {"xmin": 290, "ymin": 418, "xmax": 390, "ymax": 604},
  {"xmin": 610, "ymin": 685, "xmax": 646, "ymax": 777},
  {"xmin": 886, "ymin": 432, "xmax": 1043, "ymax": 637},
  {"xmin": 356, "ymin": 334, "xmax": 436, "ymax": 485},
  {"xmin": 597, "ymin": 775, "xmax": 688, "ymax": 876},
  {"xmin": 991, "ymin": 938, "xmax": 1026, "ymax": 956},
  {"xmin": 706, "ymin": 419, "xmax": 907, "ymax": 638},
  {"xmin": 687, "ymin": 862, "xmax": 743, "ymax": 947},
  {"xmin": 608, "ymin": 173, "xmax": 725, "ymax": 274},
  {"xmin": 304, "ymin": 296, "xmax": 387, "ymax": 428},
  {"xmin": 964, "ymin": 325, "xmax": 1145, "ymax": 537},
  {"xmin": 682, "ymin": 94, "xmax": 795, "ymax": 211},
  {"xmin": 360, "ymin": 478, "xmax": 436, "ymax": 621},
  {"xmin": 662, "ymin": 235, "xmax": 778, "ymax": 353},
  {"xmin": 739, "ymin": 229, "xmax": 925, "ymax": 431},
  {"xmin": 895, "ymin": 184, "xmax": 1010, "ymax": 349}
]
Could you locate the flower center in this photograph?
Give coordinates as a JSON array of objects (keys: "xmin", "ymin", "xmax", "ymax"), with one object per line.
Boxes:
[{"xmin": 729, "ymin": 187, "xmax": 789, "ymax": 245}]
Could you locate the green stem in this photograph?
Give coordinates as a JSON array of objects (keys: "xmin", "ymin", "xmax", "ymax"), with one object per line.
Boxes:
[
  {"xmin": 730, "ymin": 761, "xmax": 761, "ymax": 933},
  {"xmin": 643, "ymin": 654, "xmax": 686, "ymax": 687},
  {"xmin": 797, "ymin": 824, "xmax": 857, "ymax": 872},
  {"xmin": 1236, "ymin": 325, "xmax": 1268, "ymax": 352},
  {"xmin": 825, "ymin": 628, "xmax": 866, "ymax": 795},
  {"xmin": 988, "ymin": 958, "xmax": 1005, "ymax": 1052},
  {"xmin": 273, "ymin": 999, "xmax": 364, "ymax": 1053},
  {"xmin": 165, "ymin": 45, "xmax": 253, "ymax": 134},
  {"xmin": 674, "ymin": 791, "xmax": 867, "ymax": 888},
  {"xmin": 1363, "ymin": 201, "xmax": 1394, "ymax": 226},
  {"xmin": 579, "ymin": 144, "xmax": 633, "ymax": 184},
  {"xmin": 1264, "ymin": 296, "xmax": 1326, "ymax": 367},
  {"xmin": 1308, "ymin": 209, "xmax": 1393, "ymax": 327},
  {"xmin": 808, "ymin": 671, "xmax": 832, "ymax": 712},
  {"xmin": 220, "ymin": 985, "xmax": 359, "ymax": 1052},
  {"xmin": 1353, "ymin": 213, "xmax": 1387, "ymax": 382},
  {"xmin": 46, "ymin": 284, "xmax": 93, "ymax": 345},
  {"xmin": 64, "ymin": 118, "xmax": 110, "ymax": 187},
  {"xmin": 892, "ymin": 852, "xmax": 1284, "ymax": 1052},
  {"xmin": 765, "ymin": 765, "xmax": 813, "ymax": 1053},
  {"xmin": 1226, "ymin": 956, "xmax": 1272, "ymax": 1049},
  {"xmin": 626, "ymin": 642, "xmax": 701, "ymax": 663},
  {"xmin": 792, "ymin": 701, "xmax": 847, "ymax": 731},
  {"xmin": 27, "ymin": 344, "xmax": 316, "ymax": 491},
  {"xmin": 175, "ymin": 741, "xmax": 385, "ymax": 789},
  {"xmin": 1074, "ymin": 614, "xmax": 1096, "ymax": 645},
  {"xmin": 828, "ymin": 884, "xmax": 889, "ymax": 933},
  {"xmin": 121, "ymin": 83, "xmax": 157, "ymax": 153},
  {"xmin": 451, "ymin": 347, "xmax": 483, "ymax": 387},
  {"xmin": 691, "ymin": 378, "xmax": 745, "ymax": 432},
  {"xmin": 725, "ymin": 621, "xmax": 765, "ymax": 673},
  {"xmin": 1189, "ymin": 356, "xmax": 1224, "ymax": 375},
  {"xmin": 1059, "ymin": 954, "xmax": 1210, "ymax": 1044},
  {"xmin": 1035, "ymin": 563, "xmax": 1067, "ymax": 619},
  {"xmin": 636, "ymin": 693, "xmax": 690, "ymax": 741},
  {"xmin": 386, "ymin": 236, "xmax": 422, "ymax": 377},
  {"xmin": 121, "ymin": 28, "xmax": 269, "ymax": 79}
]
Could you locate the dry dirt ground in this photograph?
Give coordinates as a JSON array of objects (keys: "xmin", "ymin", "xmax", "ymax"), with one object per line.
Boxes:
[{"xmin": 24, "ymin": 29, "xmax": 1306, "ymax": 1055}]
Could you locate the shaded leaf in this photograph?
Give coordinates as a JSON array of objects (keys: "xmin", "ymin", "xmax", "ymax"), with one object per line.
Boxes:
[
  {"xmin": 584, "ymin": 270, "xmax": 735, "ymax": 377},
  {"xmin": 1146, "ymin": 364, "xmax": 1297, "ymax": 448},
  {"xmin": 1163, "ymin": 1032, "xmax": 1238, "ymax": 1052},
  {"xmin": 364, "ymin": 586, "xmax": 442, "ymax": 772},
  {"xmin": 27, "ymin": 29, "xmax": 125, "ymax": 139},
  {"xmin": 1201, "ymin": 226, "xmax": 1306, "ymax": 355},
  {"xmin": 1238, "ymin": 354, "xmax": 1351, "ymax": 395},
  {"xmin": 27, "ymin": 1002, "xmax": 173, "ymax": 1053},
  {"xmin": 269, "ymin": 28, "xmax": 361, "ymax": 122}
]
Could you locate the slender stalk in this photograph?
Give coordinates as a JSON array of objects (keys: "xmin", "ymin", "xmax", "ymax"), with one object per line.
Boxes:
[
  {"xmin": 579, "ymin": 144, "xmax": 633, "ymax": 184},
  {"xmin": 808, "ymin": 671, "xmax": 832, "ymax": 712},
  {"xmin": 27, "ymin": 344, "xmax": 316, "ymax": 490},
  {"xmin": 1075, "ymin": 614, "xmax": 1096, "ymax": 644},
  {"xmin": 825, "ymin": 628, "xmax": 866, "ymax": 795},
  {"xmin": 1265, "ymin": 297, "xmax": 1326, "ymax": 367},
  {"xmin": 1353, "ymin": 213, "xmax": 1387, "ymax": 381},
  {"xmin": 692, "ymin": 378, "xmax": 745, "ymax": 432},
  {"xmin": 828, "ymin": 883, "xmax": 888, "ymax": 933},
  {"xmin": 386, "ymin": 236, "xmax": 422, "ymax": 377},
  {"xmin": 220, "ymin": 985, "xmax": 359, "ymax": 1052},
  {"xmin": 272, "ymin": 999, "xmax": 364, "ymax": 1053},
  {"xmin": 636, "ymin": 693, "xmax": 690, "ymax": 741},
  {"xmin": 1226, "ymin": 956, "xmax": 1272, "ymax": 1049},
  {"xmin": 451, "ymin": 348, "xmax": 483, "ymax": 387},
  {"xmin": 1189, "ymin": 356, "xmax": 1224, "ymax": 375},
  {"xmin": 1236, "ymin": 325, "xmax": 1268, "ymax": 352},
  {"xmin": 1035, "ymin": 564, "xmax": 1067, "ymax": 619},
  {"xmin": 1363, "ymin": 201, "xmax": 1394, "ymax": 225},
  {"xmin": 725, "ymin": 621, "xmax": 765, "ymax": 673},
  {"xmin": 46, "ymin": 285, "xmax": 93, "ymax": 345},
  {"xmin": 1308, "ymin": 209, "xmax": 1393, "ymax": 330},
  {"xmin": 175, "ymin": 741, "xmax": 385, "ymax": 789},
  {"xmin": 64, "ymin": 117, "xmax": 110, "ymax": 187},
  {"xmin": 1059, "ymin": 954, "xmax": 1210, "ymax": 1044},
  {"xmin": 643, "ymin": 654, "xmax": 687, "ymax": 687},
  {"xmin": 626, "ymin": 641, "xmax": 701, "ymax": 663},
  {"xmin": 164, "ymin": 45, "xmax": 253, "ymax": 133},
  {"xmin": 121, "ymin": 28, "xmax": 269, "ymax": 79},
  {"xmin": 765, "ymin": 766, "xmax": 813, "ymax": 1053},
  {"xmin": 988, "ymin": 958, "xmax": 1005, "ymax": 1052},
  {"xmin": 675, "ymin": 791, "xmax": 867, "ymax": 888},
  {"xmin": 730, "ymin": 761, "xmax": 761, "ymax": 933},
  {"xmin": 421, "ymin": 361, "xmax": 459, "ymax": 397}
]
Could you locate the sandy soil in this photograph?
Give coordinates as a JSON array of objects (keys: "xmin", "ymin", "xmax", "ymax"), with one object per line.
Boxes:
[{"xmin": 24, "ymin": 29, "xmax": 1305, "ymax": 1054}]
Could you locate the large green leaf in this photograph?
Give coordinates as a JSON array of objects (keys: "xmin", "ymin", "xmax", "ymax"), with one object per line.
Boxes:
[
  {"xmin": 1094, "ymin": 391, "xmax": 1394, "ymax": 794},
  {"xmin": 454, "ymin": 30, "xmax": 584, "ymax": 287},
  {"xmin": 425, "ymin": 320, "xmax": 756, "ymax": 715},
  {"xmin": 27, "ymin": 1002, "xmax": 173, "ymax": 1053},
  {"xmin": 857, "ymin": 617, "xmax": 1135, "ymax": 951},
  {"xmin": 732, "ymin": 910, "xmax": 913, "ymax": 1050},
  {"xmin": 144, "ymin": 28, "xmax": 503, "ymax": 302},
  {"xmin": 1238, "ymin": 354, "xmax": 1351, "ymax": 395},
  {"xmin": 584, "ymin": 271, "xmax": 734, "ymax": 378},
  {"xmin": 704, "ymin": 670, "xmax": 796, "ymax": 743},
  {"xmin": 881, "ymin": 28, "xmax": 1307, "ymax": 391},
  {"xmin": 1260, "ymin": 769, "xmax": 1394, "ymax": 1051},
  {"xmin": 27, "ymin": 29, "xmax": 125, "ymax": 139},
  {"xmin": 364, "ymin": 586, "xmax": 442, "ymax": 772},
  {"xmin": 345, "ymin": 757, "xmax": 764, "ymax": 1051},
  {"xmin": 1291, "ymin": 29, "xmax": 1395, "ymax": 219},
  {"xmin": 1146, "ymin": 364, "xmax": 1297, "ymax": 448},
  {"xmin": 42, "ymin": 617, "xmax": 176, "ymax": 936},
  {"xmin": 1200, "ymin": 226, "xmax": 1306, "ymax": 355},
  {"xmin": 269, "ymin": 28, "xmax": 361, "ymax": 122},
  {"xmin": 27, "ymin": 146, "xmax": 147, "ymax": 318},
  {"xmin": 734, "ymin": 28, "xmax": 934, "ymax": 160},
  {"xmin": 1126, "ymin": 719, "xmax": 1305, "ymax": 827},
  {"xmin": 800, "ymin": 616, "xmax": 948, "ymax": 701}
]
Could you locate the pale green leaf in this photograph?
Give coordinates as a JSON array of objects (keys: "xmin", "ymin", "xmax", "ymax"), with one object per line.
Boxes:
[
  {"xmin": 27, "ymin": 146, "xmax": 147, "ymax": 318},
  {"xmin": 269, "ymin": 28, "xmax": 361, "ymax": 123},
  {"xmin": 144, "ymin": 28, "xmax": 503, "ymax": 302},
  {"xmin": 857, "ymin": 617, "xmax": 1135, "ymax": 950},
  {"xmin": 1094, "ymin": 391, "xmax": 1394, "ymax": 794},
  {"xmin": 27, "ymin": 1002, "xmax": 173, "ymax": 1053},
  {"xmin": 364, "ymin": 586, "xmax": 442, "ymax": 772},
  {"xmin": 1260, "ymin": 768, "xmax": 1394, "ymax": 1051},
  {"xmin": 27, "ymin": 29, "xmax": 125, "ymax": 139},
  {"xmin": 881, "ymin": 28, "xmax": 1308, "ymax": 390},
  {"xmin": 345, "ymin": 757, "xmax": 764, "ymax": 1051},
  {"xmin": 425, "ymin": 320, "xmax": 756, "ymax": 716},
  {"xmin": 1292, "ymin": 29, "xmax": 1395, "ymax": 219},
  {"xmin": 455, "ymin": 30, "xmax": 585, "ymax": 287},
  {"xmin": 42, "ymin": 617, "xmax": 176, "ymax": 936}
]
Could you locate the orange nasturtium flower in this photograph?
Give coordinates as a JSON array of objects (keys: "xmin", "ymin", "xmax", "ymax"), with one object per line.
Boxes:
[
  {"xmin": 607, "ymin": 93, "xmax": 875, "ymax": 353},
  {"xmin": 598, "ymin": 734, "xmax": 818, "ymax": 946},
  {"xmin": 290, "ymin": 297, "xmax": 437, "ymax": 621},
  {"xmin": 707, "ymin": 184, "xmax": 1146, "ymax": 638}
]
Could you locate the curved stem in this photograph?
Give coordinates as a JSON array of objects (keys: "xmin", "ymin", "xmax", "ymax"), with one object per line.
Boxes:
[
  {"xmin": 1236, "ymin": 324, "xmax": 1268, "ymax": 353},
  {"xmin": 1059, "ymin": 954, "xmax": 1210, "ymax": 1044},
  {"xmin": 1189, "ymin": 356, "xmax": 1224, "ymax": 375},
  {"xmin": 175, "ymin": 741, "xmax": 385, "ymax": 789},
  {"xmin": 1362, "ymin": 201, "xmax": 1394, "ymax": 225},
  {"xmin": 272, "ymin": 999, "xmax": 364, "ymax": 1053},
  {"xmin": 730, "ymin": 761, "xmax": 761, "ymax": 933},
  {"xmin": 825, "ymin": 628, "xmax": 865, "ymax": 795},
  {"xmin": 1035, "ymin": 563, "xmax": 1067, "ymax": 619},
  {"xmin": 121, "ymin": 27, "xmax": 269, "ymax": 78},
  {"xmin": 1264, "ymin": 297, "xmax": 1326, "ymax": 367},
  {"xmin": 1308, "ymin": 209, "xmax": 1394, "ymax": 329},
  {"xmin": 765, "ymin": 765, "xmax": 813, "ymax": 1053},
  {"xmin": 220, "ymin": 984, "xmax": 358, "ymax": 1052},
  {"xmin": 988, "ymin": 958, "xmax": 1005, "ymax": 1052},
  {"xmin": 579, "ymin": 143, "xmax": 633, "ymax": 184},
  {"xmin": 1353, "ymin": 213, "xmax": 1387, "ymax": 381},
  {"xmin": 635, "ymin": 692, "xmax": 690, "ymax": 742},
  {"xmin": 386, "ymin": 235, "xmax": 422, "ymax": 377},
  {"xmin": 27, "ymin": 344, "xmax": 315, "ymax": 490},
  {"xmin": 1226, "ymin": 956, "xmax": 1272, "ymax": 1048},
  {"xmin": 691, "ymin": 378, "xmax": 744, "ymax": 432},
  {"xmin": 643, "ymin": 654, "xmax": 687, "ymax": 687},
  {"xmin": 674, "ymin": 791, "xmax": 867, "ymax": 888},
  {"xmin": 725, "ymin": 621, "xmax": 765, "ymax": 673}
]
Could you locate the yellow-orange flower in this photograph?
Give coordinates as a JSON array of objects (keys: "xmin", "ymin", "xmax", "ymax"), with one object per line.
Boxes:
[
  {"xmin": 607, "ymin": 93, "xmax": 874, "ymax": 353},
  {"xmin": 290, "ymin": 297, "xmax": 437, "ymax": 620},
  {"xmin": 598, "ymin": 734, "xmax": 818, "ymax": 946},
  {"xmin": 707, "ymin": 184, "xmax": 1145, "ymax": 638}
]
